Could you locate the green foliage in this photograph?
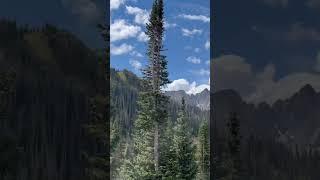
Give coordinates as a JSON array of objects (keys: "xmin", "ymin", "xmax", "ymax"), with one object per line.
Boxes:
[
  {"xmin": 111, "ymin": 1, "xmax": 210, "ymax": 179},
  {"xmin": 120, "ymin": 92, "xmax": 157, "ymax": 179},
  {"xmin": 0, "ymin": 70, "xmax": 18, "ymax": 180},
  {"xmin": 121, "ymin": 0, "xmax": 172, "ymax": 178},
  {"xmin": 82, "ymin": 95, "xmax": 108, "ymax": 180},
  {"xmin": 197, "ymin": 121, "xmax": 210, "ymax": 179},
  {"xmin": 159, "ymin": 120, "xmax": 177, "ymax": 179},
  {"xmin": 173, "ymin": 98, "xmax": 197, "ymax": 180},
  {"xmin": 216, "ymin": 112, "xmax": 242, "ymax": 180}
]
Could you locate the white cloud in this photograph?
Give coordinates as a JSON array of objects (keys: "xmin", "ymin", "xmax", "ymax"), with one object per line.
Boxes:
[
  {"xmin": 186, "ymin": 56, "xmax": 201, "ymax": 64},
  {"xmin": 111, "ymin": 0, "xmax": 125, "ymax": 10},
  {"xmin": 182, "ymin": 28, "xmax": 202, "ymax": 37},
  {"xmin": 190, "ymin": 68, "xmax": 210, "ymax": 76},
  {"xmin": 179, "ymin": 14, "xmax": 210, "ymax": 23},
  {"xmin": 212, "ymin": 54, "xmax": 320, "ymax": 104},
  {"xmin": 194, "ymin": 48, "xmax": 200, "ymax": 53},
  {"xmin": 188, "ymin": 83, "xmax": 210, "ymax": 95},
  {"xmin": 198, "ymin": 69, "xmax": 210, "ymax": 76},
  {"xmin": 111, "ymin": 43, "xmax": 134, "ymax": 55},
  {"xmin": 126, "ymin": 6, "xmax": 150, "ymax": 25},
  {"xmin": 110, "ymin": 19, "xmax": 141, "ymax": 42},
  {"xmin": 163, "ymin": 79, "xmax": 210, "ymax": 95},
  {"xmin": 137, "ymin": 32, "xmax": 149, "ymax": 42},
  {"xmin": 129, "ymin": 59, "xmax": 142, "ymax": 70},
  {"xmin": 164, "ymin": 21, "xmax": 177, "ymax": 28},
  {"xmin": 130, "ymin": 51, "xmax": 143, "ymax": 57},
  {"xmin": 205, "ymin": 40, "xmax": 210, "ymax": 50}
]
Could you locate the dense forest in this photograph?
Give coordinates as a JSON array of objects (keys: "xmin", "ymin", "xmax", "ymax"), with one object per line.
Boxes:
[
  {"xmin": 110, "ymin": 68, "xmax": 210, "ymax": 179},
  {"xmin": 0, "ymin": 19, "xmax": 108, "ymax": 180},
  {"xmin": 110, "ymin": 0, "xmax": 209, "ymax": 179}
]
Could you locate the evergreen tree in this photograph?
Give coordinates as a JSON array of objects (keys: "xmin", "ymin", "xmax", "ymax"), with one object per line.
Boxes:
[
  {"xmin": 122, "ymin": 0, "xmax": 170, "ymax": 178},
  {"xmin": 174, "ymin": 98, "xmax": 197, "ymax": 180},
  {"xmin": 143, "ymin": 0, "xmax": 170, "ymax": 174},
  {"xmin": 119, "ymin": 93, "xmax": 156, "ymax": 179},
  {"xmin": 0, "ymin": 71, "xmax": 18, "ymax": 180},
  {"xmin": 220, "ymin": 112, "xmax": 242, "ymax": 180},
  {"xmin": 82, "ymin": 96, "xmax": 108, "ymax": 180},
  {"xmin": 197, "ymin": 121, "xmax": 210, "ymax": 179},
  {"xmin": 159, "ymin": 120, "xmax": 177, "ymax": 179}
]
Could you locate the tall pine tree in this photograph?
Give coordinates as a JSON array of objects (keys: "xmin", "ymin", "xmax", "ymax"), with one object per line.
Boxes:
[
  {"xmin": 144, "ymin": 0, "xmax": 170, "ymax": 175},
  {"xmin": 197, "ymin": 121, "xmax": 210, "ymax": 179},
  {"xmin": 121, "ymin": 0, "xmax": 170, "ymax": 178},
  {"xmin": 174, "ymin": 98, "xmax": 197, "ymax": 180}
]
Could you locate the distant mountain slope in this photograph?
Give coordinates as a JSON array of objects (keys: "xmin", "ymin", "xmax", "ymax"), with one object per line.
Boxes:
[
  {"xmin": 110, "ymin": 68, "xmax": 209, "ymax": 135},
  {"xmin": 165, "ymin": 89, "xmax": 210, "ymax": 110},
  {"xmin": 212, "ymin": 84, "xmax": 320, "ymax": 148}
]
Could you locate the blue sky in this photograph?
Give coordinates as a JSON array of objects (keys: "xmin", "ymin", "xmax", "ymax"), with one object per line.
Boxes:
[{"xmin": 110, "ymin": 0, "xmax": 210, "ymax": 94}]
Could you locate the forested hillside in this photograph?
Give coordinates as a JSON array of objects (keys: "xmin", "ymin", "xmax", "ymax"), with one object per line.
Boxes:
[
  {"xmin": 110, "ymin": 67, "xmax": 210, "ymax": 179},
  {"xmin": 110, "ymin": 68, "xmax": 209, "ymax": 136},
  {"xmin": 0, "ymin": 20, "xmax": 108, "ymax": 180}
]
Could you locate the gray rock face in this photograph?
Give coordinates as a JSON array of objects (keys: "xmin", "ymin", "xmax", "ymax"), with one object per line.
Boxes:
[
  {"xmin": 165, "ymin": 88, "xmax": 210, "ymax": 111},
  {"xmin": 211, "ymin": 84, "xmax": 320, "ymax": 148}
]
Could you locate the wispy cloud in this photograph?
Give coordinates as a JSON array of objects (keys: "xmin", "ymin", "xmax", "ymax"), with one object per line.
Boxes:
[
  {"xmin": 186, "ymin": 56, "xmax": 201, "ymax": 64},
  {"xmin": 111, "ymin": 0, "xmax": 125, "ymax": 10},
  {"xmin": 205, "ymin": 40, "xmax": 210, "ymax": 50},
  {"xmin": 129, "ymin": 59, "xmax": 142, "ymax": 70},
  {"xmin": 137, "ymin": 32, "xmax": 149, "ymax": 42},
  {"xmin": 126, "ymin": 6, "xmax": 150, "ymax": 25},
  {"xmin": 182, "ymin": 28, "xmax": 202, "ymax": 37},
  {"xmin": 164, "ymin": 21, "xmax": 177, "ymax": 28},
  {"xmin": 110, "ymin": 19, "xmax": 141, "ymax": 42},
  {"xmin": 191, "ymin": 68, "xmax": 210, "ymax": 76},
  {"xmin": 179, "ymin": 14, "xmax": 210, "ymax": 23},
  {"xmin": 111, "ymin": 43, "xmax": 134, "ymax": 55},
  {"xmin": 130, "ymin": 50, "xmax": 144, "ymax": 57}
]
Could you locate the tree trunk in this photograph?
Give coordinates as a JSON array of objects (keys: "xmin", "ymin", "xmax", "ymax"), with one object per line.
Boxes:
[{"xmin": 154, "ymin": 122, "xmax": 159, "ymax": 174}]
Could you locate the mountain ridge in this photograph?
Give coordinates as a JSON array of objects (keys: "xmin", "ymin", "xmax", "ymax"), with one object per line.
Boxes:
[{"xmin": 212, "ymin": 84, "xmax": 320, "ymax": 149}]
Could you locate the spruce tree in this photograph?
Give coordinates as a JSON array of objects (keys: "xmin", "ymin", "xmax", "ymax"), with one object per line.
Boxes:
[
  {"xmin": 174, "ymin": 98, "xmax": 197, "ymax": 180},
  {"xmin": 121, "ymin": 93, "xmax": 156, "ymax": 179},
  {"xmin": 197, "ymin": 121, "xmax": 210, "ymax": 179},
  {"xmin": 220, "ymin": 112, "xmax": 242, "ymax": 180},
  {"xmin": 159, "ymin": 120, "xmax": 177, "ymax": 179},
  {"xmin": 144, "ymin": 0, "xmax": 170, "ymax": 174},
  {"xmin": 122, "ymin": 0, "xmax": 170, "ymax": 178}
]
